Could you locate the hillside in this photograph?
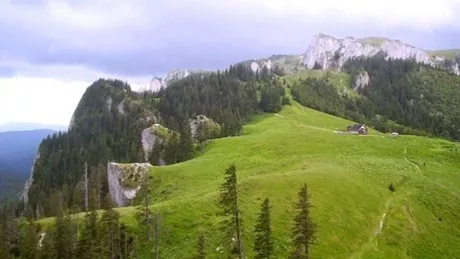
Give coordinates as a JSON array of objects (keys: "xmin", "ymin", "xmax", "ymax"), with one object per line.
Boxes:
[
  {"xmin": 37, "ymin": 99, "xmax": 460, "ymax": 258},
  {"xmin": 0, "ymin": 129, "xmax": 55, "ymax": 175}
]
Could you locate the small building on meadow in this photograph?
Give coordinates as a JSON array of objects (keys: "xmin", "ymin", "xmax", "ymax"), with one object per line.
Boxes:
[{"xmin": 347, "ymin": 124, "xmax": 368, "ymax": 135}]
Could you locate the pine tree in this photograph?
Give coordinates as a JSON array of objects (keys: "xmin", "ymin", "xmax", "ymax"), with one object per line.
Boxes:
[
  {"xmin": 290, "ymin": 184, "xmax": 316, "ymax": 259},
  {"xmin": 194, "ymin": 232, "xmax": 206, "ymax": 259},
  {"xmin": 254, "ymin": 198, "xmax": 273, "ymax": 259},
  {"xmin": 99, "ymin": 196, "xmax": 120, "ymax": 259},
  {"xmin": 19, "ymin": 219, "xmax": 40, "ymax": 259},
  {"xmin": 218, "ymin": 163, "xmax": 244, "ymax": 258},
  {"xmin": 179, "ymin": 122, "xmax": 194, "ymax": 162},
  {"xmin": 196, "ymin": 122, "xmax": 207, "ymax": 154},
  {"xmin": 54, "ymin": 212, "xmax": 76, "ymax": 259},
  {"xmin": 77, "ymin": 209, "xmax": 100, "ymax": 259},
  {"xmin": 163, "ymin": 132, "xmax": 178, "ymax": 164},
  {"xmin": 135, "ymin": 175, "xmax": 154, "ymax": 244}
]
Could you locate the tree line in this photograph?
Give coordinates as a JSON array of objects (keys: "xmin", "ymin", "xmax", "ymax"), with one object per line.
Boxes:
[
  {"xmin": 23, "ymin": 63, "xmax": 288, "ymax": 218},
  {"xmin": 2, "ymin": 163, "xmax": 316, "ymax": 258},
  {"xmin": 292, "ymin": 55, "xmax": 460, "ymax": 140}
]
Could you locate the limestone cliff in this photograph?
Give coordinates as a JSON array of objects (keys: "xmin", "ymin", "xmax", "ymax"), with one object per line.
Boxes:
[
  {"xmin": 353, "ymin": 70, "xmax": 370, "ymax": 91},
  {"xmin": 19, "ymin": 152, "xmax": 40, "ymax": 204},
  {"xmin": 107, "ymin": 162, "xmax": 153, "ymax": 207},
  {"xmin": 189, "ymin": 115, "xmax": 221, "ymax": 139},
  {"xmin": 141, "ymin": 123, "xmax": 174, "ymax": 164},
  {"xmin": 143, "ymin": 68, "xmax": 206, "ymax": 92},
  {"xmin": 303, "ymin": 33, "xmax": 438, "ymax": 70}
]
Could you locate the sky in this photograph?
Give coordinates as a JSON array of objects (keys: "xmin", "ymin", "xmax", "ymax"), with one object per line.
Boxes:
[{"xmin": 1, "ymin": 0, "xmax": 460, "ymax": 126}]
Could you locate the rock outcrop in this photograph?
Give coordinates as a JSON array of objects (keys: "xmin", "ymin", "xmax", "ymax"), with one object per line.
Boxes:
[
  {"xmin": 20, "ymin": 153, "xmax": 40, "ymax": 204},
  {"xmin": 189, "ymin": 115, "xmax": 221, "ymax": 139},
  {"xmin": 142, "ymin": 69, "xmax": 204, "ymax": 92},
  {"xmin": 107, "ymin": 162, "xmax": 153, "ymax": 207},
  {"xmin": 353, "ymin": 70, "xmax": 370, "ymax": 91},
  {"xmin": 250, "ymin": 59, "xmax": 274, "ymax": 73},
  {"xmin": 141, "ymin": 124, "xmax": 174, "ymax": 163},
  {"xmin": 303, "ymin": 33, "xmax": 436, "ymax": 70},
  {"xmin": 452, "ymin": 63, "xmax": 460, "ymax": 75}
]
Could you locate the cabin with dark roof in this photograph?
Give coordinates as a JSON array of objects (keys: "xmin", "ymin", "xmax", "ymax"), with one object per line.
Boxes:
[{"xmin": 347, "ymin": 124, "xmax": 368, "ymax": 135}]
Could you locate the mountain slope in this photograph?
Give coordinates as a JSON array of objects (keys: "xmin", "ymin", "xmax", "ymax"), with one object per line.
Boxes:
[
  {"xmin": 38, "ymin": 99, "xmax": 460, "ymax": 258},
  {"xmin": 0, "ymin": 129, "xmax": 55, "ymax": 174},
  {"xmin": 0, "ymin": 123, "xmax": 66, "ymax": 133},
  {"xmin": 304, "ymin": 33, "xmax": 460, "ymax": 75}
]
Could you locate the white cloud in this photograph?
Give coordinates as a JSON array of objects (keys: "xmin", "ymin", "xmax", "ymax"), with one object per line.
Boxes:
[
  {"xmin": 236, "ymin": 0, "xmax": 460, "ymax": 30},
  {"xmin": 0, "ymin": 77, "xmax": 88, "ymax": 126},
  {"xmin": 0, "ymin": 64, "xmax": 150, "ymax": 126}
]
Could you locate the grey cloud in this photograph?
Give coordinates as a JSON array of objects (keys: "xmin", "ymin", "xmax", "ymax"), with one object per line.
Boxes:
[{"xmin": 1, "ymin": 0, "xmax": 460, "ymax": 79}]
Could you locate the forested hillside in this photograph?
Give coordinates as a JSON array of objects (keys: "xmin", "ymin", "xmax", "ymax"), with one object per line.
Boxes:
[
  {"xmin": 22, "ymin": 64, "xmax": 287, "ymax": 218},
  {"xmin": 292, "ymin": 55, "xmax": 460, "ymax": 139}
]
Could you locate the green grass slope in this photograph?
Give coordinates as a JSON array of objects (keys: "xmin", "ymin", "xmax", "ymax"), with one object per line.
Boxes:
[
  {"xmin": 114, "ymin": 99, "xmax": 460, "ymax": 258},
  {"xmin": 39, "ymin": 99, "xmax": 460, "ymax": 258}
]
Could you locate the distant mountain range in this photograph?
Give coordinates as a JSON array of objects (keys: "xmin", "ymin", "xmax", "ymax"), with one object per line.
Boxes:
[
  {"xmin": 0, "ymin": 122, "xmax": 67, "ymax": 133},
  {"xmin": 0, "ymin": 129, "xmax": 56, "ymax": 175}
]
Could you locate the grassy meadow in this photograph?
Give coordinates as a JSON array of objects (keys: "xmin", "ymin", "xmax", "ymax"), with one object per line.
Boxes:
[{"xmin": 39, "ymin": 97, "xmax": 460, "ymax": 258}]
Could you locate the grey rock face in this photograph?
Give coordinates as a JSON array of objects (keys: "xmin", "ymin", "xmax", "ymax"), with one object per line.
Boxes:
[
  {"xmin": 20, "ymin": 152, "xmax": 40, "ymax": 204},
  {"xmin": 354, "ymin": 71, "xmax": 370, "ymax": 91},
  {"xmin": 117, "ymin": 100, "xmax": 125, "ymax": 115},
  {"xmin": 188, "ymin": 115, "xmax": 220, "ymax": 139},
  {"xmin": 107, "ymin": 162, "xmax": 153, "ymax": 207},
  {"xmin": 303, "ymin": 34, "xmax": 436, "ymax": 70},
  {"xmin": 452, "ymin": 63, "xmax": 460, "ymax": 75},
  {"xmin": 141, "ymin": 123, "xmax": 171, "ymax": 162}
]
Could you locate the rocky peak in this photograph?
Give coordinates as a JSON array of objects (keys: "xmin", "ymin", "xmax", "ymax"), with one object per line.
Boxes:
[{"xmin": 303, "ymin": 33, "xmax": 436, "ymax": 70}]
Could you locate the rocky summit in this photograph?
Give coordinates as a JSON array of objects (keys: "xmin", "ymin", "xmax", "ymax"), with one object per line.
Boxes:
[{"xmin": 303, "ymin": 33, "xmax": 460, "ymax": 75}]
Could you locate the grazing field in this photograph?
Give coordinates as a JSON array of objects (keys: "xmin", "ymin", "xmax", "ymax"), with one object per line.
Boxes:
[{"xmin": 39, "ymin": 100, "xmax": 460, "ymax": 258}]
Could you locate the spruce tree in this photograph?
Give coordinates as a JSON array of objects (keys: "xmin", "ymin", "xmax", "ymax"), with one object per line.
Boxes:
[
  {"xmin": 290, "ymin": 184, "xmax": 316, "ymax": 259},
  {"xmin": 19, "ymin": 219, "xmax": 40, "ymax": 259},
  {"xmin": 179, "ymin": 121, "xmax": 194, "ymax": 162},
  {"xmin": 135, "ymin": 174, "xmax": 154, "ymax": 249},
  {"xmin": 99, "ymin": 196, "xmax": 120, "ymax": 259},
  {"xmin": 54, "ymin": 212, "xmax": 76, "ymax": 259},
  {"xmin": 254, "ymin": 198, "xmax": 273, "ymax": 259},
  {"xmin": 218, "ymin": 163, "xmax": 244, "ymax": 258},
  {"xmin": 77, "ymin": 209, "xmax": 100, "ymax": 259}
]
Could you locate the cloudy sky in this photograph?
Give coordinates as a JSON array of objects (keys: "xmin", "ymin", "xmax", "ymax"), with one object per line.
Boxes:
[{"xmin": 1, "ymin": 0, "xmax": 460, "ymax": 127}]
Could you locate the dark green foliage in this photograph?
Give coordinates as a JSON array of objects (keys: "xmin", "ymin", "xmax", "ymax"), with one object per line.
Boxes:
[
  {"xmin": 219, "ymin": 163, "xmax": 244, "ymax": 258},
  {"xmin": 53, "ymin": 213, "xmax": 76, "ymax": 259},
  {"xmin": 0, "ymin": 203, "xmax": 19, "ymax": 259},
  {"xmin": 164, "ymin": 132, "xmax": 180, "ymax": 165},
  {"xmin": 282, "ymin": 96, "xmax": 291, "ymax": 106},
  {"xmin": 259, "ymin": 82, "xmax": 284, "ymax": 113},
  {"xmin": 342, "ymin": 56, "xmax": 460, "ymax": 140},
  {"xmin": 291, "ymin": 66, "xmax": 433, "ymax": 137},
  {"xmin": 389, "ymin": 183, "xmax": 396, "ymax": 192},
  {"xmin": 77, "ymin": 210, "xmax": 100, "ymax": 259},
  {"xmin": 99, "ymin": 199, "xmax": 121, "ymax": 259},
  {"xmin": 179, "ymin": 121, "xmax": 194, "ymax": 162},
  {"xmin": 18, "ymin": 219, "xmax": 40, "ymax": 259},
  {"xmin": 27, "ymin": 79, "xmax": 158, "ymax": 217},
  {"xmin": 254, "ymin": 198, "xmax": 273, "ymax": 259},
  {"xmin": 290, "ymin": 184, "xmax": 316, "ymax": 259},
  {"xmin": 194, "ymin": 232, "xmax": 206, "ymax": 259}
]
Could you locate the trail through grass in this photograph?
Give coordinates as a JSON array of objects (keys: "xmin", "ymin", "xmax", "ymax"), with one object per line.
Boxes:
[{"xmin": 38, "ymin": 99, "xmax": 460, "ymax": 258}]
